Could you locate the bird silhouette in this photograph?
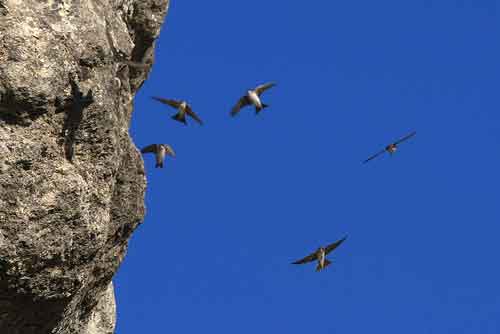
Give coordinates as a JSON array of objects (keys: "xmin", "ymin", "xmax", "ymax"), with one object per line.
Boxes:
[
  {"xmin": 141, "ymin": 144, "xmax": 176, "ymax": 168},
  {"xmin": 363, "ymin": 131, "xmax": 416, "ymax": 163},
  {"xmin": 231, "ymin": 82, "xmax": 276, "ymax": 116},
  {"xmin": 292, "ymin": 236, "xmax": 347, "ymax": 272},
  {"xmin": 152, "ymin": 97, "xmax": 203, "ymax": 125}
]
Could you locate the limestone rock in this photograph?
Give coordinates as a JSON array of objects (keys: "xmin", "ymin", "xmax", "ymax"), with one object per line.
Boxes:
[{"xmin": 0, "ymin": 1, "xmax": 169, "ymax": 333}]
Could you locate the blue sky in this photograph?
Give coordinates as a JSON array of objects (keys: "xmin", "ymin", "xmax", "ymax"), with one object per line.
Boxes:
[{"xmin": 114, "ymin": 1, "xmax": 500, "ymax": 333}]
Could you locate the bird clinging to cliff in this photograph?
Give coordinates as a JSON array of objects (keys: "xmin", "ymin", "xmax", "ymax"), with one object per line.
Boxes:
[
  {"xmin": 152, "ymin": 97, "xmax": 203, "ymax": 125},
  {"xmin": 292, "ymin": 236, "xmax": 347, "ymax": 272},
  {"xmin": 363, "ymin": 131, "xmax": 416, "ymax": 163},
  {"xmin": 141, "ymin": 144, "xmax": 175, "ymax": 168},
  {"xmin": 231, "ymin": 82, "xmax": 276, "ymax": 117}
]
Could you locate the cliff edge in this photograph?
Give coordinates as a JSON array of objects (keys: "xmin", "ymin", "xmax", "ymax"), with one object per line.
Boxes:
[{"xmin": 0, "ymin": 1, "xmax": 169, "ymax": 333}]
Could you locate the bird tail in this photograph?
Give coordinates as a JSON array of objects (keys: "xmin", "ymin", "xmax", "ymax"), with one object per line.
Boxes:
[
  {"xmin": 172, "ymin": 112, "xmax": 187, "ymax": 124},
  {"xmin": 155, "ymin": 155, "xmax": 164, "ymax": 168},
  {"xmin": 316, "ymin": 259, "xmax": 331, "ymax": 272},
  {"xmin": 255, "ymin": 103, "xmax": 269, "ymax": 113}
]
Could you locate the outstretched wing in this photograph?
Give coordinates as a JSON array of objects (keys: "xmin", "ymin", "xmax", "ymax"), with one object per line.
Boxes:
[
  {"xmin": 141, "ymin": 144, "xmax": 157, "ymax": 154},
  {"xmin": 254, "ymin": 82, "xmax": 276, "ymax": 96},
  {"xmin": 292, "ymin": 251, "xmax": 318, "ymax": 265},
  {"xmin": 186, "ymin": 106, "xmax": 203, "ymax": 125},
  {"xmin": 325, "ymin": 236, "xmax": 347, "ymax": 255},
  {"xmin": 164, "ymin": 144, "xmax": 176, "ymax": 157},
  {"xmin": 363, "ymin": 149, "xmax": 386, "ymax": 163},
  {"xmin": 393, "ymin": 131, "xmax": 416, "ymax": 145},
  {"xmin": 151, "ymin": 96, "xmax": 182, "ymax": 109},
  {"xmin": 231, "ymin": 96, "xmax": 251, "ymax": 117}
]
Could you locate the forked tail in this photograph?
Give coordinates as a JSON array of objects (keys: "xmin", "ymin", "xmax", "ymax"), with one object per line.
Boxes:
[
  {"xmin": 172, "ymin": 112, "xmax": 187, "ymax": 124},
  {"xmin": 316, "ymin": 259, "xmax": 332, "ymax": 272},
  {"xmin": 255, "ymin": 103, "xmax": 269, "ymax": 113},
  {"xmin": 155, "ymin": 154, "xmax": 164, "ymax": 168}
]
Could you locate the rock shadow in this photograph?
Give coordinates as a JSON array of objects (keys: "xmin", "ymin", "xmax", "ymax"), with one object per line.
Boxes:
[
  {"xmin": 60, "ymin": 78, "xmax": 94, "ymax": 162},
  {"xmin": 0, "ymin": 88, "xmax": 49, "ymax": 126}
]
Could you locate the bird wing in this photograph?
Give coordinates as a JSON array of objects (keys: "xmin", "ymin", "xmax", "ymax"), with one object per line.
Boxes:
[
  {"xmin": 151, "ymin": 96, "xmax": 182, "ymax": 109},
  {"xmin": 292, "ymin": 251, "xmax": 318, "ymax": 265},
  {"xmin": 185, "ymin": 105, "xmax": 203, "ymax": 125},
  {"xmin": 164, "ymin": 145, "xmax": 176, "ymax": 157},
  {"xmin": 230, "ymin": 96, "xmax": 251, "ymax": 116},
  {"xmin": 254, "ymin": 82, "xmax": 276, "ymax": 96},
  {"xmin": 141, "ymin": 144, "xmax": 157, "ymax": 154},
  {"xmin": 363, "ymin": 149, "xmax": 386, "ymax": 163},
  {"xmin": 325, "ymin": 236, "xmax": 347, "ymax": 255},
  {"xmin": 393, "ymin": 131, "xmax": 416, "ymax": 145}
]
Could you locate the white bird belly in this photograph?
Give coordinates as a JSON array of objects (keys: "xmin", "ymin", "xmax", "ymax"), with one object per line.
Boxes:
[
  {"xmin": 319, "ymin": 252, "xmax": 325, "ymax": 267},
  {"xmin": 248, "ymin": 91, "xmax": 262, "ymax": 107}
]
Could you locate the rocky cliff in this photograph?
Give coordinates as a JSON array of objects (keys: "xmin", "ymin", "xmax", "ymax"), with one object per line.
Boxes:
[{"xmin": 0, "ymin": 1, "xmax": 169, "ymax": 333}]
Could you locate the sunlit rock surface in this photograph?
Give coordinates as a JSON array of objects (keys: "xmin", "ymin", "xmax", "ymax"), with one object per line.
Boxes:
[{"xmin": 0, "ymin": 1, "xmax": 168, "ymax": 333}]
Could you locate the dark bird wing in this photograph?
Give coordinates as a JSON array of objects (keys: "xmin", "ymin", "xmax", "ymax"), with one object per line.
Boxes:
[
  {"xmin": 363, "ymin": 149, "xmax": 386, "ymax": 163},
  {"xmin": 141, "ymin": 144, "xmax": 157, "ymax": 154},
  {"xmin": 292, "ymin": 251, "xmax": 318, "ymax": 265},
  {"xmin": 254, "ymin": 82, "xmax": 276, "ymax": 96},
  {"xmin": 151, "ymin": 96, "xmax": 182, "ymax": 109},
  {"xmin": 185, "ymin": 105, "xmax": 203, "ymax": 125},
  {"xmin": 393, "ymin": 131, "xmax": 416, "ymax": 145},
  {"xmin": 325, "ymin": 236, "xmax": 347, "ymax": 255},
  {"xmin": 231, "ymin": 96, "xmax": 251, "ymax": 116}
]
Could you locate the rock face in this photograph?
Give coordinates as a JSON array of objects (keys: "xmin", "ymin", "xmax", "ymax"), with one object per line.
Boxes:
[{"xmin": 0, "ymin": 1, "xmax": 169, "ymax": 333}]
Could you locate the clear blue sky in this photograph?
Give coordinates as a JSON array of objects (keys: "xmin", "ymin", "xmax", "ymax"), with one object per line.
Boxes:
[{"xmin": 114, "ymin": 1, "xmax": 500, "ymax": 333}]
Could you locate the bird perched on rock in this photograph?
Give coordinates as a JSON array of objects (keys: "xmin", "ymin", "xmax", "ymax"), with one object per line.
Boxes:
[
  {"xmin": 363, "ymin": 131, "xmax": 416, "ymax": 163},
  {"xmin": 231, "ymin": 82, "xmax": 276, "ymax": 116},
  {"xmin": 141, "ymin": 144, "xmax": 175, "ymax": 168},
  {"xmin": 292, "ymin": 236, "xmax": 347, "ymax": 272},
  {"xmin": 152, "ymin": 97, "xmax": 203, "ymax": 125}
]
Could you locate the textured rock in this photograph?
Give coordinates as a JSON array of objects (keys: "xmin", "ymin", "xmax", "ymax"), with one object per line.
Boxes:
[{"xmin": 0, "ymin": 1, "xmax": 169, "ymax": 333}]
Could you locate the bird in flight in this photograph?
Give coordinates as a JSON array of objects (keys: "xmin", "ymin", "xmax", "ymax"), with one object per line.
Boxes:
[
  {"xmin": 141, "ymin": 144, "xmax": 175, "ymax": 168},
  {"xmin": 363, "ymin": 131, "xmax": 416, "ymax": 163},
  {"xmin": 292, "ymin": 236, "xmax": 347, "ymax": 272},
  {"xmin": 231, "ymin": 82, "xmax": 276, "ymax": 116},
  {"xmin": 152, "ymin": 97, "xmax": 203, "ymax": 125}
]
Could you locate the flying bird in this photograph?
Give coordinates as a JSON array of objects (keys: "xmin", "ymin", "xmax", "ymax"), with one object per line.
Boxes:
[
  {"xmin": 231, "ymin": 82, "xmax": 276, "ymax": 116},
  {"xmin": 152, "ymin": 97, "xmax": 203, "ymax": 125},
  {"xmin": 292, "ymin": 236, "xmax": 347, "ymax": 272},
  {"xmin": 141, "ymin": 144, "xmax": 175, "ymax": 168},
  {"xmin": 363, "ymin": 131, "xmax": 416, "ymax": 163}
]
